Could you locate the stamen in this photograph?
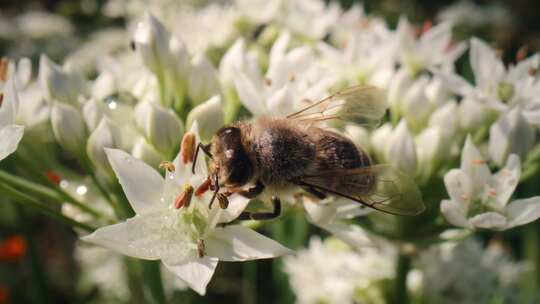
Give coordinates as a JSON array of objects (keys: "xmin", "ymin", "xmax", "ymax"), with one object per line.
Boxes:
[
  {"xmin": 289, "ymin": 74, "xmax": 296, "ymax": 82},
  {"xmin": 529, "ymin": 67, "xmax": 537, "ymax": 76},
  {"xmin": 0, "ymin": 93, "xmax": 3, "ymax": 107},
  {"xmin": 0, "ymin": 235, "xmax": 26, "ymax": 262},
  {"xmin": 174, "ymin": 185, "xmax": 194, "ymax": 209},
  {"xmin": 0, "ymin": 58, "xmax": 7, "ymax": 82},
  {"xmin": 195, "ymin": 178, "xmax": 212, "ymax": 197},
  {"xmin": 460, "ymin": 194, "xmax": 470, "ymax": 202},
  {"xmin": 264, "ymin": 78, "xmax": 272, "ymax": 86},
  {"xmin": 197, "ymin": 239, "xmax": 205, "ymax": 258},
  {"xmin": 180, "ymin": 132, "xmax": 196, "ymax": 164},
  {"xmin": 472, "ymin": 159, "xmax": 486, "ymax": 165},
  {"xmin": 488, "ymin": 188, "xmax": 497, "ymax": 198},
  {"xmin": 159, "ymin": 161, "xmax": 176, "ymax": 172}
]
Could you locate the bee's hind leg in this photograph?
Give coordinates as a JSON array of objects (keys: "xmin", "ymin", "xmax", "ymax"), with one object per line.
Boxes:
[{"xmin": 238, "ymin": 196, "xmax": 281, "ymax": 221}]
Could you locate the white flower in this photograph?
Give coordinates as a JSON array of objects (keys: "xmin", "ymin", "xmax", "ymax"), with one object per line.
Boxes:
[
  {"xmin": 316, "ymin": 21, "xmax": 396, "ymax": 87},
  {"xmin": 385, "ymin": 120, "xmax": 417, "ymax": 175},
  {"xmin": 0, "ymin": 77, "xmax": 24, "ymax": 161},
  {"xmin": 187, "ymin": 53, "xmax": 219, "ymax": 105},
  {"xmin": 134, "ymin": 101, "xmax": 183, "ymax": 157},
  {"xmin": 284, "ymin": 236, "xmax": 394, "ymax": 304},
  {"xmin": 132, "ymin": 13, "xmax": 172, "ymax": 75},
  {"xmin": 233, "ymin": 32, "xmax": 331, "ymax": 117},
  {"xmin": 86, "ymin": 118, "xmax": 122, "ymax": 173},
  {"xmin": 51, "ymin": 102, "xmax": 87, "ymax": 155},
  {"xmin": 419, "ymin": 238, "xmax": 527, "ymax": 304},
  {"xmin": 489, "ymin": 107, "xmax": 535, "ymax": 166},
  {"xmin": 186, "ymin": 95, "xmax": 224, "ymax": 141},
  {"xmin": 397, "ymin": 18, "xmax": 466, "ymax": 74},
  {"xmin": 82, "ymin": 125, "xmax": 292, "ymax": 295},
  {"xmin": 303, "ymin": 196, "xmax": 372, "ymax": 248},
  {"xmin": 39, "ymin": 54, "xmax": 88, "ymax": 104},
  {"xmin": 441, "ymin": 137, "xmax": 540, "ymax": 230},
  {"xmin": 433, "ymin": 38, "xmax": 540, "ymax": 122},
  {"xmin": 219, "ymin": 38, "xmax": 259, "ymax": 88}
]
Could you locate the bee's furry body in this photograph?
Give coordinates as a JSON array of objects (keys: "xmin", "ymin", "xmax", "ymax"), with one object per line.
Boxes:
[{"xmin": 210, "ymin": 117, "xmax": 372, "ymax": 194}]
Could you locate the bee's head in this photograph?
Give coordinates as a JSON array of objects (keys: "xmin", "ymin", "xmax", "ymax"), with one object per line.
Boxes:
[{"xmin": 210, "ymin": 125, "xmax": 253, "ymax": 187}]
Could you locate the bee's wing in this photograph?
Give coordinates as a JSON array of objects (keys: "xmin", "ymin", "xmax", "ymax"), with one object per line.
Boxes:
[
  {"xmin": 296, "ymin": 165, "xmax": 425, "ymax": 216},
  {"xmin": 286, "ymin": 85, "xmax": 388, "ymax": 127}
]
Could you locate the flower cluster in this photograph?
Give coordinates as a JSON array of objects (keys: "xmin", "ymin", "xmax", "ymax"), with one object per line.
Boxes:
[{"xmin": 1, "ymin": 0, "xmax": 540, "ymax": 302}]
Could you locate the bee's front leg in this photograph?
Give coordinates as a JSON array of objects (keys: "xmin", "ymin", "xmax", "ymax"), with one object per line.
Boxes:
[
  {"xmin": 238, "ymin": 196, "xmax": 281, "ymax": 221},
  {"xmin": 235, "ymin": 180, "xmax": 265, "ymax": 198}
]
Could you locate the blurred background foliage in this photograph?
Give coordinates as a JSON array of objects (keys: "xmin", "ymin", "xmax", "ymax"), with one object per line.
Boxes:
[{"xmin": 1, "ymin": 0, "xmax": 540, "ymax": 303}]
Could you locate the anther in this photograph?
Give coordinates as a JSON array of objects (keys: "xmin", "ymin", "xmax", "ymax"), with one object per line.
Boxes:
[
  {"xmin": 488, "ymin": 188, "xmax": 497, "ymax": 198},
  {"xmin": 159, "ymin": 161, "xmax": 175, "ymax": 172},
  {"xmin": 195, "ymin": 178, "xmax": 212, "ymax": 197},
  {"xmin": 472, "ymin": 159, "xmax": 486, "ymax": 165},
  {"xmin": 0, "ymin": 93, "xmax": 3, "ymax": 107},
  {"xmin": 174, "ymin": 185, "xmax": 194, "ymax": 209},
  {"xmin": 264, "ymin": 78, "xmax": 272, "ymax": 86},
  {"xmin": 0, "ymin": 58, "xmax": 7, "ymax": 82},
  {"xmin": 180, "ymin": 132, "xmax": 196, "ymax": 164}
]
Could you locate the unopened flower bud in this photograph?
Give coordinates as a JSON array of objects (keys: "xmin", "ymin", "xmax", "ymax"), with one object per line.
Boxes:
[
  {"xmin": 134, "ymin": 101, "xmax": 183, "ymax": 156},
  {"xmin": 51, "ymin": 102, "xmax": 86, "ymax": 155},
  {"xmin": 39, "ymin": 54, "xmax": 87, "ymax": 104},
  {"xmin": 131, "ymin": 137, "xmax": 164, "ymax": 168},
  {"xmin": 385, "ymin": 120, "xmax": 417, "ymax": 175},
  {"xmin": 489, "ymin": 107, "xmax": 534, "ymax": 166},
  {"xmin": 133, "ymin": 13, "xmax": 171, "ymax": 74},
  {"xmin": 188, "ymin": 54, "xmax": 219, "ymax": 104},
  {"xmin": 82, "ymin": 99, "xmax": 104, "ymax": 132},
  {"xmin": 186, "ymin": 96, "xmax": 224, "ymax": 141},
  {"xmin": 86, "ymin": 118, "xmax": 120, "ymax": 173}
]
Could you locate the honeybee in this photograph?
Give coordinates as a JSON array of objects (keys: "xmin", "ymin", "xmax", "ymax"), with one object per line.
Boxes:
[{"xmin": 193, "ymin": 85, "xmax": 425, "ymax": 219}]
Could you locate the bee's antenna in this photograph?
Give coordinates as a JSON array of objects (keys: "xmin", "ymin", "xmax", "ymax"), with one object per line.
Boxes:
[{"xmin": 192, "ymin": 143, "xmax": 213, "ymax": 174}]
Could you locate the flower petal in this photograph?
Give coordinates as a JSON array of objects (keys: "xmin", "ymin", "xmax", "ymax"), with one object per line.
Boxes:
[
  {"xmin": 217, "ymin": 195, "xmax": 250, "ymax": 224},
  {"xmin": 163, "ymin": 256, "xmax": 218, "ymax": 296},
  {"xmin": 440, "ymin": 199, "xmax": 471, "ymax": 229},
  {"xmin": 81, "ymin": 217, "xmax": 161, "ymax": 260},
  {"xmin": 505, "ymin": 197, "xmax": 540, "ymax": 229},
  {"xmin": 321, "ymin": 222, "xmax": 373, "ymax": 249},
  {"xmin": 469, "ymin": 212, "xmax": 507, "ymax": 229},
  {"xmin": 461, "ymin": 136, "xmax": 491, "ymax": 194},
  {"xmin": 492, "ymin": 154, "xmax": 521, "ymax": 209},
  {"xmin": 205, "ymin": 225, "xmax": 293, "ymax": 261},
  {"xmin": 444, "ymin": 169, "xmax": 473, "ymax": 206},
  {"xmin": 105, "ymin": 148, "xmax": 165, "ymax": 214},
  {"xmin": 233, "ymin": 71, "xmax": 267, "ymax": 116},
  {"xmin": 0, "ymin": 125, "xmax": 24, "ymax": 161}
]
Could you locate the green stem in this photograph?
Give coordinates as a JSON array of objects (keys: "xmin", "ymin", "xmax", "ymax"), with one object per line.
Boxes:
[
  {"xmin": 0, "ymin": 170, "xmax": 108, "ymax": 220},
  {"xmin": 0, "ymin": 183, "xmax": 95, "ymax": 232},
  {"xmin": 141, "ymin": 261, "xmax": 166, "ymax": 304},
  {"xmin": 394, "ymin": 253, "xmax": 411, "ymax": 304}
]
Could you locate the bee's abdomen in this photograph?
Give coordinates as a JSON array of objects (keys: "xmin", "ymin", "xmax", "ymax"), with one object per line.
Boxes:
[
  {"xmin": 253, "ymin": 123, "xmax": 316, "ymax": 185},
  {"xmin": 312, "ymin": 130, "xmax": 371, "ymax": 171}
]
